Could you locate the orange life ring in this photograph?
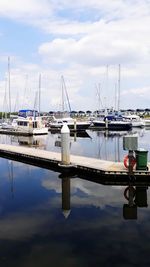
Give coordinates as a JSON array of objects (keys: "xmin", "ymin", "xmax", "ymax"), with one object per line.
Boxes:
[
  {"xmin": 123, "ymin": 155, "xmax": 136, "ymax": 169},
  {"xmin": 124, "ymin": 186, "xmax": 136, "ymax": 201}
]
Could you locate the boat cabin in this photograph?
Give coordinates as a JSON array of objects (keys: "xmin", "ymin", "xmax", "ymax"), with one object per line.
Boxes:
[{"xmin": 18, "ymin": 109, "xmax": 39, "ymax": 118}]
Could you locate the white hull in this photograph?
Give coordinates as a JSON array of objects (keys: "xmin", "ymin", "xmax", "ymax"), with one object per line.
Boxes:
[
  {"xmin": 16, "ymin": 126, "xmax": 48, "ymax": 135},
  {"xmin": 143, "ymin": 119, "xmax": 150, "ymax": 127},
  {"xmin": 131, "ymin": 121, "xmax": 145, "ymax": 128},
  {"xmin": 50, "ymin": 117, "xmax": 91, "ymax": 131}
]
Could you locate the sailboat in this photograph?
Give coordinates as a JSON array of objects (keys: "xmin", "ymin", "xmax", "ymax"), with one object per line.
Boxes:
[
  {"xmin": 15, "ymin": 74, "xmax": 48, "ymax": 135},
  {"xmin": 92, "ymin": 65, "xmax": 132, "ymax": 131},
  {"xmin": 49, "ymin": 76, "xmax": 91, "ymax": 131}
]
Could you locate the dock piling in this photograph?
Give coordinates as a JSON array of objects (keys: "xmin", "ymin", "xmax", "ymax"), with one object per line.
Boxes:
[
  {"xmin": 74, "ymin": 119, "xmax": 77, "ymax": 131},
  {"xmin": 61, "ymin": 123, "xmax": 70, "ymax": 165}
]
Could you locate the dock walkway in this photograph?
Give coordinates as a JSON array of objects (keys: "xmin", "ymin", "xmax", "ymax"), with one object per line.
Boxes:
[{"xmin": 0, "ymin": 144, "xmax": 150, "ymax": 179}]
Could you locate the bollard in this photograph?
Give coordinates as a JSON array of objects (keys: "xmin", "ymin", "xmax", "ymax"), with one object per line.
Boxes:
[
  {"xmin": 105, "ymin": 118, "xmax": 108, "ymax": 129},
  {"xmin": 61, "ymin": 123, "xmax": 70, "ymax": 165},
  {"xmin": 74, "ymin": 119, "xmax": 77, "ymax": 131}
]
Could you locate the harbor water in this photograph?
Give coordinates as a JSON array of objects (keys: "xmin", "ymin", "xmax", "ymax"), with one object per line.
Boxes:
[{"xmin": 0, "ymin": 128, "xmax": 150, "ymax": 266}]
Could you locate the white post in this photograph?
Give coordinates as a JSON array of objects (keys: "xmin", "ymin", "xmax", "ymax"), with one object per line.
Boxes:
[
  {"xmin": 105, "ymin": 117, "xmax": 108, "ymax": 129},
  {"xmin": 74, "ymin": 119, "xmax": 77, "ymax": 131},
  {"xmin": 61, "ymin": 123, "xmax": 70, "ymax": 165}
]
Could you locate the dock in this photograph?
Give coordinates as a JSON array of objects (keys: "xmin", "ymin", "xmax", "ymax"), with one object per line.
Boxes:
[{"xmin": 0, "ymin": 144, "xmax": 150, "ymax": 181}]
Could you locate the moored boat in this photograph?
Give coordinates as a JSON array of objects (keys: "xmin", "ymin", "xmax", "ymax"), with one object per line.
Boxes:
[
  {"xmin": 92, "ymin": 119, "xmax": 132, "ymax": 131},
  {"xmin": 122, "ymin": 114, "xmax": 145, "ymax": 128},
  {"xmin": 49, "ymin": 116, "xmax": 91, "ymax": 132},
  {"xmin": 92, "ymin": 115, "xmax": 132, "ymax": 131},
  {"xmin": 16, "ymin": 109, "xmax": 48, "ymax": 135}
]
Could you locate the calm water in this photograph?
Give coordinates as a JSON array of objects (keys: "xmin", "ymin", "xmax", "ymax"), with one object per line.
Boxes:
[{"xmin": 0, "ymin": 128, "xmax": 150, "ymax": 266}]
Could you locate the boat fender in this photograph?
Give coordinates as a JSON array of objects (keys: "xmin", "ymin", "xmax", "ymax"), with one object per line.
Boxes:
[{"xmin": 123, "ymin": 155, "xmax": 136, "ymax": 169}]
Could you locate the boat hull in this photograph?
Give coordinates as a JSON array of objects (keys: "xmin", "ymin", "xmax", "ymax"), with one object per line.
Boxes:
[
  {"xmin": 50, "ymin": 122, "xmax": 91, "ymax": 131},
  {"xmin": 92, "ymin": 120, "xmax": 132, "ymax": 131}
]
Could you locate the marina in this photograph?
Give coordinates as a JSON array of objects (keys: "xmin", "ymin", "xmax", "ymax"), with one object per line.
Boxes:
[
  {"xmin": 0, "ymin": 126, "xmax": 150, "ymax": 266},
  {"xmin": 1, "ymin": 1, "xmax": 150, "ymax": 265}
]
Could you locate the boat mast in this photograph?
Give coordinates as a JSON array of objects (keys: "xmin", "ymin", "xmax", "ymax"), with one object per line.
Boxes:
[
  {"xmin": 61, "ymin": 75, "xmax": 71, "ymax": 113},
  {"xmin": 105, "ymin": 65, "xmax": 109, "ymax": 116},
  {"xmin": 8, "ymin": 57, "xmax": 11, "ymax": 116},
  {"xmin": 39, "ymin": 73, "xmax": 41, "ymax": 114},
  {"xmin": 2, "ymin": 77, "xmax": 8, "ymax": 121},
  {"xmin": 117, "ymin": 64, "xmax": 121, "ymax": 112},
  {"xmin": 61, "ymin": 75, "xmax": 65, "ymax": 113},
  {"xmin": 96, "ymin": 83, "xmax": 103, "ymax": 113}
]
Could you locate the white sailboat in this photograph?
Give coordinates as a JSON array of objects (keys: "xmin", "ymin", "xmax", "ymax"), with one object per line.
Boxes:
[
  {"xmin": 49, "ymin": 76, "xmax": 91, "ymax": 131},
  {"xmin": 92, "ymin": 65, "xmax": 132, "ymax": 131},
  {"xmin": 15, "ymin": 74, "xmax": 48, "ymax": 135}
]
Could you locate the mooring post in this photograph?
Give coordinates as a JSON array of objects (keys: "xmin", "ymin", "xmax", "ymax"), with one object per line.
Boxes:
[
  {"xmin": 74, "ymin": 119, "xmax": 77, "ymax": 131},
  {"xmin": 128, "ymin": 150, "xmax": 134, "ymax": 177},
  {"xmin": 123, "ymin": 135, "xmax": 138, "ymax": 181},
  {"xmin": 105, "ymin": 117, "xmax": 108, "ymax": 129},
  {"xmin": 61, "ymin": 123, "xmax": 70, "ymax": 165}
]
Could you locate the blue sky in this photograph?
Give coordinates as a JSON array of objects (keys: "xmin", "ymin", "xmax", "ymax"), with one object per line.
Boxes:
[{"xmin": 0, "ymin": 0, "xmax": 150, "ymax": 112}]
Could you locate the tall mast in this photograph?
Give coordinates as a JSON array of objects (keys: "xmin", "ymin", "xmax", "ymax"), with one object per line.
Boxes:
[
  {"xmin": 117, "ymin": 64, "xmax": 121, "ymax": 112},
  {"xmin": 61, "ymin": 75, "xmax": 71, "ymax": 113},
  {"xmin": 105, "ymin": 65, "xmax": 109, "ymax": 116},
  {"xmin": 61, "ymin": 75, "xmax": 64, "ymax": 112},
  {"xmin": 8, "ymin": 57, "xmax": 11, "ymax": 115},
  {"xmin": 39, "ymin": 73, "xmax": 41, "ymax": 114}
]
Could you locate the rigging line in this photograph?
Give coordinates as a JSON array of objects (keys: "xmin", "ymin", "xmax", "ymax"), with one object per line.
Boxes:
[
  {"xmin": 3, "ymin": 77, "xmax": 8, "ymax": 120},
  {"xmin": 61, "ymin": 75, "xmax": 71, "ymax": 113},
  {"xmin": 95, "ymin": 83, "xmax": 104, "ymax": 109},
  {"xmin": 61, "ymin": 75, "xmax": 64, "ymax": 112},
  {"xmin": 23, "ymin": 74, "xmax": 28, "ymax": 107},
  {"xmin": 38, "ymin": 73, "xmax": 41, "ymax": 114},
  {"xmin": 117, "ymin": 64, "xmax": 121, "ymax": 112},
  {"xmin": 34, "ymin": 91, "xmax": 38, "ymax": 110},
  {"xmin": 13, "ymin": 91, "xmax": 19, "ymax": 112},
  {"xmin": 8, "ymin": 56, "xmax": 11, "ymax": 114}
]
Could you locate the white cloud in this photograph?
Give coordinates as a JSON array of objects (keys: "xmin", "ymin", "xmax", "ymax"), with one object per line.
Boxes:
[
  {"xmin": 0, "ymin": 0, "xmax": 52, "ymax": 19},
  {"xmin": 0, "ymin": 1, "xmax": 150, "ymax": 110},
  {"xmin": 122, "ymin": 87, "xmax": 150, "ymax": 97}
]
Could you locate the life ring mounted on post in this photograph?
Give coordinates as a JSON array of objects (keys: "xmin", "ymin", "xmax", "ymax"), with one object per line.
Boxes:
[{"xmin": 123, "ymin": 155, "xmax": 136, "ymax": 169}]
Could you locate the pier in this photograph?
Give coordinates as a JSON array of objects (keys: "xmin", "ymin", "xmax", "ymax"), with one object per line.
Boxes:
[{"xmin": 0, "ymin": 144, "xmax": 150, "ymax": 181}]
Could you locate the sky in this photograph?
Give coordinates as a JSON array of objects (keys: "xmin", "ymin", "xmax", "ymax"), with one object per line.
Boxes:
[{"xmin": 0, "ymin": 0, "xmax": 150, "ymax": 112}]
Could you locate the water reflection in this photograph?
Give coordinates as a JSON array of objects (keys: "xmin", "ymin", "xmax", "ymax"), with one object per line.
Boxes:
[
  {"xmin": 60, "ymin": 175, "xmax": 71, "ymax": 218},
  {"xmin": 0, "ymin": 127, "xmax": 150, "ymax": 162},
  {"xmin": 123, "ymin": 185, "xmax": 148, "ymax": 220},
  {"xmin": 59, "ymin": 173, "xmax": 149, "ymax": 221},
  {"xmin": 8, "ymin": 160, "xmax": 14, "ymax": 199},
  {"xmin": 1, "ymin": 158, "xmax": 150, "ymax": 266},
  {"xmin": 17, "ymin": 135, "xmax": 47, "ymax": 149}
]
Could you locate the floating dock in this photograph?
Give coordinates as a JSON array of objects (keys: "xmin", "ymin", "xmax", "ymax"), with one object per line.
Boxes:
[{"xmin": 0, "ymin": 144, "xmax": 150, "ymax": 181}]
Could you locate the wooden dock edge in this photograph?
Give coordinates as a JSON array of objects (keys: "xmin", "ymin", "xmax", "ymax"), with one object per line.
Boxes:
[{"xmin": 0, "ymin": 145, "xmax": 150, "ymax": 181}]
